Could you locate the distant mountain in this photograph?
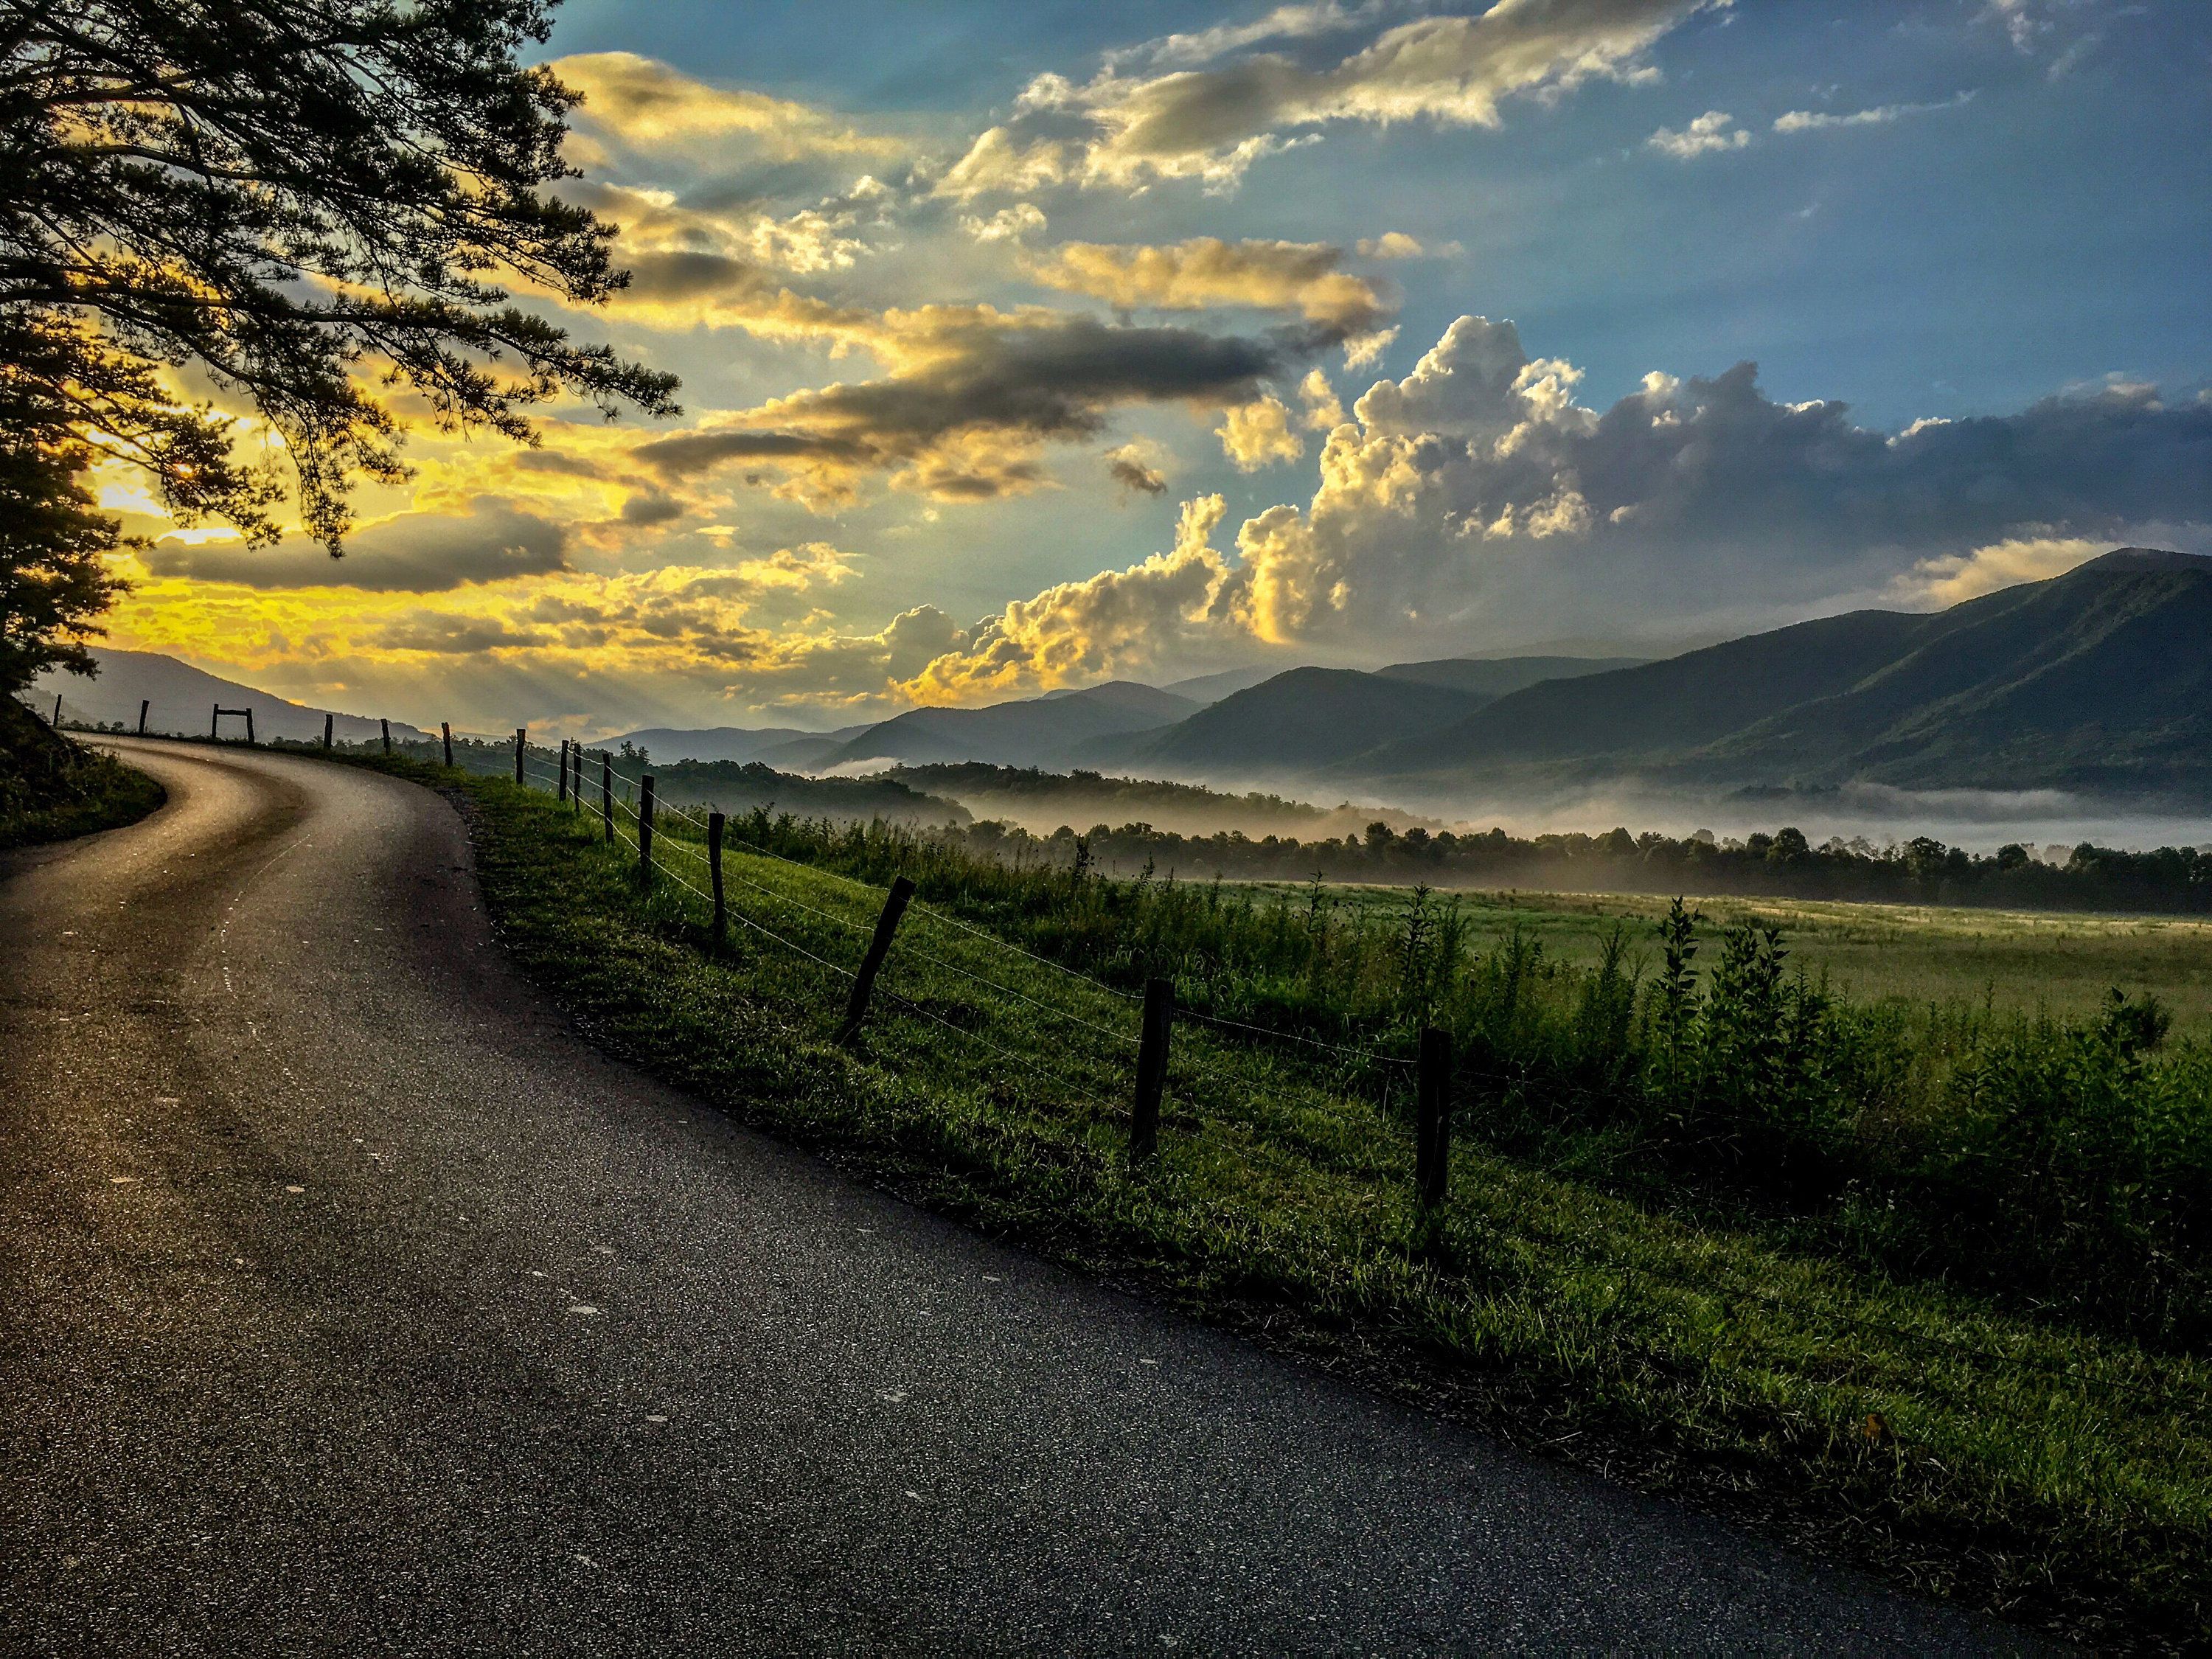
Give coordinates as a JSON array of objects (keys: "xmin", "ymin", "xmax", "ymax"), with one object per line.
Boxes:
[
  {"xmin": 1116, "ymin": 667, "xmax": 1487, "ymax": 775},
  {"xmin": 27, "ymin": 648, "xmax": 425, "ymax": 744},
  {"xmin": 1357, "ymin": 549, "xmax": 2212, "ymax": 799},
  {"xmin": 825, "ymin": 681, "xmax": 1198, "ymax": 769},
  {"xmin": 609, "ymin": 723, "xmax": 872, "ymax": 765},
  {"xmin": 1374, "ymin": 654, "xmax": 1646, "ymax": 696},
  {"xmin": 1158, "ymin": 664, "xmax": 1288, "ymax": 705},
  {"xmin": 748, "ymin": 732, "xmax": 867, "ymax": 771}
]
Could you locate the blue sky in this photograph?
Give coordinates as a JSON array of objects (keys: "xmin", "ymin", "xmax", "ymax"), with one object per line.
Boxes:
[
  {"xmin": 121, "ymin": 0, "xmax": 2212, "ymax": 736},
  {"xmin": 543, "ymin": 0, "xmax": 2210, "ymax": 425}
]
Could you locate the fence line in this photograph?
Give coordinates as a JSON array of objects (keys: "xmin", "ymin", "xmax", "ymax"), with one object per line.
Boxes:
[{"xmin": 117, "ymin": 722, "xmax": 2191, "ymax": 1406}]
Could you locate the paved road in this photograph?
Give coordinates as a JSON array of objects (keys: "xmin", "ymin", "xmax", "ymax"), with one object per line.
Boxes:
[{"xmin": 0, "ymin": 739, "xmax": 2033, "ymax": 1656}]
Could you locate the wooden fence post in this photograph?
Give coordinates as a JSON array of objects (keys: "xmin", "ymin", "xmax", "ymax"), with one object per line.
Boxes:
[
  {"xmin": 137, "ymin": 699, "xmax": 149, "ymax": 736},
  {"xmin": 245, "ymin": 707, "xmax": 254, "ymax": 745},
  {"xmin": 707, "ymin": 810, "xmax": 728, "ymax": 947},
  {"xmin": 513, "ymin": 727, "xmax": 526, "ymax": 787},
  {"xmin": 636, "ymin": 774, "xmax": 656, "ymax": 882},
  {"xmin": 441, "ymin": 721, "xmax": 453, "ymax": 768},
  {"xmin": 210, "ymin": 703, "xmax": 219, "ymax": 740},
  {"xmin": 1130, "ymin": 978, "xmax": 1174, "ymax": 1160},
  {"xmin": 52, "ymin": 694, "xmax": 62, "ymax": 728},
  {"xmin": 599, "ymin": 752, "xmax": 613, "ymax": 842},
  {"xmin": 1415, "ymin": 1026, "xmax": 1454, "ymax": 1212},
  {"xmin": 380, "ymin": 717, "xmax": 391, "ymax": 754},
  {"xmin": 837, "ymin": 875, "xmax": 914, "ymax": 1043},
  {"xmin": 322, "ymin": 712, "xmax": 333, "ymax": 749},
  {"xmin": 557, "ymin": 739, "xmax": 570, "ymax": 804}
]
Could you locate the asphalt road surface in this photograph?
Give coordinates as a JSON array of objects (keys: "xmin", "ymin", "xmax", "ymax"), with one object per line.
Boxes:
[{"xmin": 0, "ymin": 739, "xmax": 2037, "ymax": 1656}]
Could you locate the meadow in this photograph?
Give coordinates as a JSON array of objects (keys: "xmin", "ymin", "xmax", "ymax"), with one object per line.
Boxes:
[
  {"xmin": 1254, "ymin": 883, "xmax": 2212, "ymax": 1031},
  {"xmin": 327, "ymin": 743, "xmax": 2212, "ymax": 1651}
]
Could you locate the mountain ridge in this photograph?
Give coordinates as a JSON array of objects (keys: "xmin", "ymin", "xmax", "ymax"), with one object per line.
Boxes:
[{"xmin": 1354, "ymin": 549, "xmax": 2212, "ymax": 797}]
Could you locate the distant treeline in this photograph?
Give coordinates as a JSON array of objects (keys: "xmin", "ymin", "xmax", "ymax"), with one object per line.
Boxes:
[
  {"xmin": 952, "ymin": 815, "xmax": 2212, "ymax": 914},
  {"xmin": 893, "ymin": 762, "xmax": 1332, "ymax": 824}
]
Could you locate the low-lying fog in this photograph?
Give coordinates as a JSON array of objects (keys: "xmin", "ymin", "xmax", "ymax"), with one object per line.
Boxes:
[
  {"xmin": 788, "ymin": 751, "xmax": 2212, "ymax": 857},
  {"xmin": 1383, "ymin": 782, "xmax": 2212, "ymax": 857}
]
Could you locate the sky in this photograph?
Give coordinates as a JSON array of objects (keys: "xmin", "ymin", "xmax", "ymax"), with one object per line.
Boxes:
[{"xmin": 96, "ymin": 0, "xmax": 2212, "ymax": 738}]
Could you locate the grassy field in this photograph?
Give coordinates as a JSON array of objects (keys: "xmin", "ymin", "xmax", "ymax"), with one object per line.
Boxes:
[
  {"xmin": 341, "ymin": 751, "xmax": 2211, "ymax": 1652},
  {"xmin": 1246, "ymin": 881, "xmax": 2212, "ymax": 1031}
]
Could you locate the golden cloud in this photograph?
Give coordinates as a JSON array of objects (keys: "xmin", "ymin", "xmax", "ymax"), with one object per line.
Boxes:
[
  {"xmin": 938, "ymin": 1, "xmax": 1719, "ymax": 195},
  {"xmin": 1023, "ymin": 237, "xmax": 1388, "ymax": 335},
  {"xmin": 899, "ymin": 495, "xmax": 1235, "ymax": 701},
  {"xmin": 554, "ymin": 52, "xmax": 902, "ymax": 162},
  {"xmin": 1218, "ymin": 397, "xmax": 1305, "ymax": 471}
]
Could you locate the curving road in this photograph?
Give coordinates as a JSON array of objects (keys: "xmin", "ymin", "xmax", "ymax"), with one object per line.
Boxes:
[{"xmin": 0, "ymin": 739, "xmax": 2031, "ymax": 1656}]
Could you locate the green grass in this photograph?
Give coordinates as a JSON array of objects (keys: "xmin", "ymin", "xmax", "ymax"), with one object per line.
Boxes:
[
  {"xmin": 1252, "ymin": 883, "xmax": 2212, "ymax": 1032},
  {"xmin": 0, "ymin": 706, "xmax": 164, "ymax": 851},
  {"xmin": 358, "ymin": 754, "xmax": 2208, "ymax": 1650}
]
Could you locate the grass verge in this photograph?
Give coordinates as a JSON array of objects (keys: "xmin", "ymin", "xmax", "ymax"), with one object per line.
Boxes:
[
  {"xmin": 0, "ymin": 702, "xmax": 164, "ymax": 852},
  {"xmin": 377, "ymin": 754, "xmax": 2211, "ymax": 1652}
]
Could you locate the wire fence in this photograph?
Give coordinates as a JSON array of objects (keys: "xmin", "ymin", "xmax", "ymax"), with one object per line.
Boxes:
[
  {"xmin": 77, "ymin": 716, "xmax": 2211, "ymax": 1412},
  {"xmin": 512, "ymin": 741, "xmax": 2212, "ymax": 1414}
]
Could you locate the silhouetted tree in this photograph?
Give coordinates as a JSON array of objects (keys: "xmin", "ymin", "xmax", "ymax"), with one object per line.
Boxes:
[{"xmin": 1, "ymin": 0, "xmax": 678, "ymax": 686}]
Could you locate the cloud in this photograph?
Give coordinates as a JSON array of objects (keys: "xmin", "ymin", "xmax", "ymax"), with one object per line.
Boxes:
[
  {"xmin": 1356, "ymin": 231, "xmax": 1425, "ymax": 259},
  {"xmin": 554, "ymin": 53, "xmax": 900, "ymax": 163},
  {"xmin": 1887, "ymin": 535, "xmax": 2107, "ymax": 607},
  {"xmin": 1105, "ymin": 440, "xmax": 1170, "ymax": 495},
  {"xmin": 1341, "ymin": 326, "xmax": 1398, "ymax": 370},
  {"xmin": 1104, "ymin": 2, "xmax": 1383, "ymax": 72},
  {"xmin": 1023, "ymin": 237, "xmax": 1390, "ymax": 337},
  {"xmin": 939, "ymin": 0, "xmax": 1724, "ymax": 196},
  {"xmin": 1299, "ymin": 366, "xmax": 1347, "ymax": 429},
  {"xmin": 899, "ymin": 496, "xmax": 1236, "ymax": 700},
  {"xmin": 371, "ymin": 616, "xmax": 554, "ymax": 655},
  {"xmin": 1202, "ymin": 315, "xmax": 2212, "ymax": 651},
  {"xmin": 635, "ymin": 309, "xmax": 1288, "ymax": 505},
  {"xmin": 1978, "ymin": 0, "xmax": 2104, "ymax": 75},
  {"xmin": 1773, "ymin": 91, "xmax": 1974, "ymax": 133},
  {"xmin": 1647, "ymin": 110, "xmax": 1747, "ymax": 157},
  {"xmin": 1219, "ymin": 397, "xmax": 1307, "ymax": 470},
  {"xmin": 361, "ymin": 549, "xmax": 860, "ymax": 676},
  {"xmin": 961, "ymin": 203, "xmax": 1049, "ymax": 244},
  {"xmin": 139, "ymin": 499, "xmax": 571, "ymax": 591}
]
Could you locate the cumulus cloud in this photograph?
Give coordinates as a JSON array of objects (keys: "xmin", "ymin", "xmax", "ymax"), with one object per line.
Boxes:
[
  {"xmin": 1219, "ymin": 397, "xmax": 1307, "ymax": 470},
  {"xmin": 1356, "ymin": 231, "xmax": 1426, "ymax": 259},
  {"xmin": 1647, "ymin": 110, "xmax": 1748, "ymax": 157},
  {"xmin": 939, "ymin": 0, "xmax": 1723, "ymax": 196},
  {"xmin": 900, "ymin": 496, "xmax": 1237, "ymax": 700},
  {"xmin": 139, "ymin": 499, "xmax": 571, "ymax": 591},
  {"xmin": 1024, "ymin": 237, "xmax": 1391, "ymax": 338},
  {"xmin": 852, "ymin": 316, "xmax": 2212, "ymax": 684},
  {"xmin": 1300, "ymin": 367, "xmax": 1347, "ymax": 429},
  {"xmin": 1773, "ymin": 91, "xmax": 1974, "ymax": 133},
  {"xmin": 1204, "ymin": 315, "xmax": 2212, "ymax": 650}
]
